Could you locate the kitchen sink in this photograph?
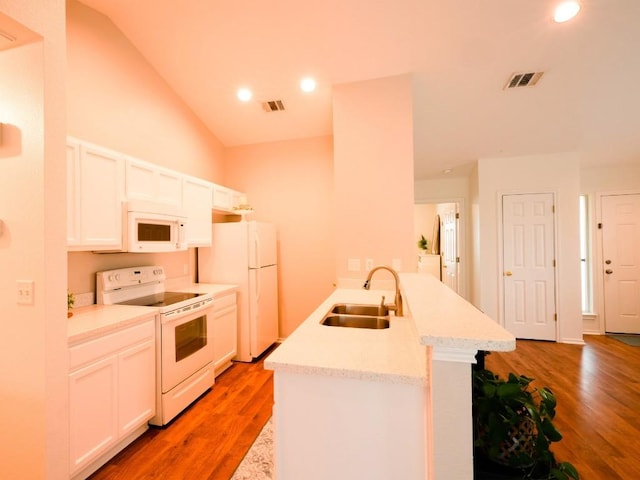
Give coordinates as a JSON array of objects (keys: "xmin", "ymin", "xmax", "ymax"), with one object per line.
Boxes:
[
  {"xmin": 321, "ymin": 314, "xmax": 390, "ymax": 329},
  {"xmin": 329, "ymin": 303, "xmax": 389, "ymax": 317},
  {"xmin": 321, "ymin": 303, "xmax": 390, "ymax": 329}
]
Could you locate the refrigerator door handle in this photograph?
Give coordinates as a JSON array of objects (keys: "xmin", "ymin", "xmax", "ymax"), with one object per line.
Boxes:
[{"xmin": 253, "ymin": 231, "xmax": 261, "ymax": 268}]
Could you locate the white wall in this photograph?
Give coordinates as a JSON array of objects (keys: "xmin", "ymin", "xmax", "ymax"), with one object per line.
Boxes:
[
  {"xmin": 477, "ymin": 153, "xmax": 583, "ymax": 344},
  {"xmin": 0, "ymin": 2, "xmax": 67, "ymax": 478}
]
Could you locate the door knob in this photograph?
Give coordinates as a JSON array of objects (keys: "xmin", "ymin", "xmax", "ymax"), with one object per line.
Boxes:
[
  {"xmin": 605, "ymin": 269, "xmax": 613, "ymax": 275},
  {"xmin": 504, "ymin": 271, "xmax": 513, "ymax": 276},
  {"xmin": 605, "ymin": 260, "xmax": 612, "ymax": 265}
]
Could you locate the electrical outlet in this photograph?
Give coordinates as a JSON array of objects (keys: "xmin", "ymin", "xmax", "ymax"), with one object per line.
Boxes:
[
  {"xmin": 365, "ymin": 258, "xmax": 374, "ymax": 271},
  {"xmin": 392, "ymin": 258, "xmax": 402, "ymax": 271},
  {"xmin": 17, "ymin": 280, "xmax": 34, "ymax": 305}
]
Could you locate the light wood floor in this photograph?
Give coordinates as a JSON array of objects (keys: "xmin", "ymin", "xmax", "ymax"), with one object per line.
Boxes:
[{"xmin": 89, "ymin": 336, "xmax": 639, "ymax": 479}]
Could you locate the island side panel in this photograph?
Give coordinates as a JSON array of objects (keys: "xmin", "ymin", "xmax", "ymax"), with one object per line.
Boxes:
[
  {"xmin": 431, "ymin": 355, "xmax": 474, "ymax": 479},
  {"xmin": 273, "ymin": 370, "xmax": 429, "ymax": 480}
]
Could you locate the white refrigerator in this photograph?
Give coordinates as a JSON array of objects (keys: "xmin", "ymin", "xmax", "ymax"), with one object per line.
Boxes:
[{"xmin": 198, "ymin": 221, "xmax": 279, "ymax": 362}]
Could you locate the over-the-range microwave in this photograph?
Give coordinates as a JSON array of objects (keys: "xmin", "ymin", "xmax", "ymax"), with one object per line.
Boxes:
[{"xmin": 124, "ymin": 200, "xmax": 188, "ymax": 253}]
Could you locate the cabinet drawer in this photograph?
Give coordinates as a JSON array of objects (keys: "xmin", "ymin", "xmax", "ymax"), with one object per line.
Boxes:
[
  {"xmin": 214, "ymin": 293, "xmax": 236, "ymax": 310},
  {"xmin": 70, "ymin": 320, "xmax": 155, "ymax": 370}
]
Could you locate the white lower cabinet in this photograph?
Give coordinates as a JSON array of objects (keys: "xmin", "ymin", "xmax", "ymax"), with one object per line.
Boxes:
[
  {"xmin": 69, "ymin": 319, "xmax": 155, "ymax": 479},
  {"xmin": 212, "ymin": 293, "xmax": 238, "ymax": 376}
]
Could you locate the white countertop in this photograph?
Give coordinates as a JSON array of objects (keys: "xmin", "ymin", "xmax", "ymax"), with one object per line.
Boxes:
[
  {"xmin": 399, "ymin": 273, "xmax": 515, "ymax": 352},
  {"xmin": 68, "ymin": 304, "xmax": 157, "ymax": 345},
  {"xmin": 264, "ymin": 288, "xmax": 428, "ymax": 386},
  {"xmin": 67, "ymin": 282, "xmax": 238, "ymax": 345},
  {"xmin": 265, "ymin": 273, "xmax": 515, "ymax": 385}
]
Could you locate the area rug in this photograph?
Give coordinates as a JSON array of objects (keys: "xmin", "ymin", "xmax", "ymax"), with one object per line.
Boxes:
[
  {"xmin": 608, "ymin": 334, "xmax": 640, "ymax": 347},
  {"xmin": 231, "ymin": 418, "xmax": 274, "ymax": 480}
]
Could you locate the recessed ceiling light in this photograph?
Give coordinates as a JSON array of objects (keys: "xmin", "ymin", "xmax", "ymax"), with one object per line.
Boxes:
[
  {"xmin": 237, "ymin": 87, "xmax": 253, "ymax": 102},
  {"xmin": 442, "ymin": 169, "xmax": 452, "ymax": 175},
  {"xmin": 554, "ymin": 1, "xmax": 581, "ymax": 23},
  {"xmin": 300, "ymin": 77, "xmax": 317, "ymax": 93}
]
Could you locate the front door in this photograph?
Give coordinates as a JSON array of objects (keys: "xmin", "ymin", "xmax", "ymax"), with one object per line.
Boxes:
[
  {"xmin": 502, "ymin": 193, "xmax": 557, "ymax": 341},
  {"xmin": 602, "ymin": 194, "xmax": 640, "ymax": 334}
]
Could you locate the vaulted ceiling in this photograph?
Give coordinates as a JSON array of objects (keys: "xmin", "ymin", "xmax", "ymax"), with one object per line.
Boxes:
[{"xmin": 78, "ymin": 0, "xmax": 640, "ymax": 179}]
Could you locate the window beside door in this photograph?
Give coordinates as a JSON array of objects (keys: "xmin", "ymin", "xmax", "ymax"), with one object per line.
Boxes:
[{"xmin": 580, "ymin": 195, "xmax": 594, "ymax": 314}]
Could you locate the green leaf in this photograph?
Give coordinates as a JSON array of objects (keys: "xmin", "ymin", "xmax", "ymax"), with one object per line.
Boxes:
[
  {"xmin": 558, "ymin": 462, "xmax": 580, "ymax": 479},
  {"xmin": 541, "ymin": 417, "xmax": 563, "ymax": 442},
  {"xmin": 497, "ymin": 382, "xmax": 523, "ymax": 398}
]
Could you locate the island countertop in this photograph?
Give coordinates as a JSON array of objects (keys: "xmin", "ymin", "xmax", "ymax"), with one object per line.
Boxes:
[
  {"xmin": 265, "ymin": 273, "xmax": 515, "ymax": 385},
  {"xmin": 264, "ymin": 287, "xmax": 427, "ymax": 386},
  {"xmin": 399, "ymin": 272, "xmax": 515, "ymax": 352}
]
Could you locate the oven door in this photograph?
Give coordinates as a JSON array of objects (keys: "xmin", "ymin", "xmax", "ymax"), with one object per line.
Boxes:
[{"xmin": 161, "ymin": 304, "xmax": 214, "ymax": 393}]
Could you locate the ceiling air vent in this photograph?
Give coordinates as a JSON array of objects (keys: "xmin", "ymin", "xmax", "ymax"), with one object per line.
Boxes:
[
  {"xmin": 262, "ymin": 100, "xmax": 285, "ymax": 112},
  {"xmin": 504, "ymin": 71, "xmax": 544, "ymax": 90}
]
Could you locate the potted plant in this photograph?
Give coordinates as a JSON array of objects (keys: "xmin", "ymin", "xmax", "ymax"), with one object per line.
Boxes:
[
  {"xmin": 67, "ymin": 290, "xmax": 75, "ymax": 318},
  {"xmin": 473, "ymin": 367, "xmax": 579, "ymax": 480},
  {"xmin": 417, "ymin": 234, "xmax": 428, "ymax": 251}
]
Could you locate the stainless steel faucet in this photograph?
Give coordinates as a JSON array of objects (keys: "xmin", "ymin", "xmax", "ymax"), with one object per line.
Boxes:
[{"xmin": 362, "ymin": 265, "xmax": 403, "ymax": 316}]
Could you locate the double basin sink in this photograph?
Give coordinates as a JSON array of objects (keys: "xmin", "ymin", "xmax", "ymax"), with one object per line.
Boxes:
[{"xmin": 321, "ymin": 303, "xmax": 390, "ymax": 330}]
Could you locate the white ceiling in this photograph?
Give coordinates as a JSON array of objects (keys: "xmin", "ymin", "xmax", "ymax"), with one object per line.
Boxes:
[{"xmin": 78, "ymin": 0, "xmax": 640, "ymax": 179}]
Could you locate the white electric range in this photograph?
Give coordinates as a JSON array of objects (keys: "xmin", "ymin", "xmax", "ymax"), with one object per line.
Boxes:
[{"xmin": 97, "ymin": 265, "xmax": 215, "ymax": 426}]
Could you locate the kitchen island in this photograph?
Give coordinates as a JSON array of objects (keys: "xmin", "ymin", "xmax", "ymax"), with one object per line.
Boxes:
[{"xmin": 264, "ymin": 272, "xmax": 515, "ymax": 480}]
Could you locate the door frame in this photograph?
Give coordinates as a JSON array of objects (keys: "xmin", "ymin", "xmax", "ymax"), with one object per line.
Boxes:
[
  {"xmin": 497, "ymin": 190, "xmax": 559, "ymax": 340},
  {"xmin": 594, "ymin": 189, "xmax": 640, "ymax": 334},
  {"xmin": 414, "ymin": 196, "xmax": 466, "ymax": 300}
]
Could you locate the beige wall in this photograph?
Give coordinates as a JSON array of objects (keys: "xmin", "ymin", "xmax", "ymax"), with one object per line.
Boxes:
[
  {"xmin": 224, "ymin": 136, "xmax": 335, "ymax": 337},
  {"xmin": 0, "ymin": 2, "xmax": 67, "ymax": 479},
  {"xmin": 66, "ymin": 0, "xmax": 224, "ymax": 181},
  {"xmin": 333, "ymin": 75, "xmax": 415, "ymax": 283}
]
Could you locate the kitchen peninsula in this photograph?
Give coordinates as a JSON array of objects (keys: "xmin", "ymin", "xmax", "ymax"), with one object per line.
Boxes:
[{"xmin": 264, "ymin": 272, "xmax": 515, "ymax": 480}]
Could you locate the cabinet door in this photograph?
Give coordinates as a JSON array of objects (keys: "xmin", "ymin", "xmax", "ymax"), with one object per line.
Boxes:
[
  {"xmin": 126, "ymin": 157, "xmax": 182, "ymax": 207},
  {"xmin": 69, "ymin": 355, "xmax": 118, "ymax": 474},
  {"xmin": 212, "ymin": 184, "xmax": 232, "ymax": 211},
  {"xmin": 212, "ymin": 300, "xmax": 238, "ymax": 375},
  {"xmin": 77, "ymin": 143, "xmax": 125, "ymax": 250},
  {"xmin": 183, "ymin": 175, "xmax": 213, "ymax": 246},
  {"xmin": 155, "ymin": 168, "xmax": 182, "ymax": 207},
  {"xmin": 125, "ymin": 157, "xmax": 156, "ymax": 202},
  {"xmin": 118, "ymin": 339, "xmax": 155, "ymax": 437}
]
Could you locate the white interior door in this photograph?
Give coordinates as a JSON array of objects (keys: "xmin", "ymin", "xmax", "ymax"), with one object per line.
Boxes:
[
  {"xmin": 602, "ymin": 194, "xmax": 640, "ymax": 334},
  {"xmin": 439, "ymin": 205, "xmax": 459, "ymax": 292},
  {"xmin": 502, "ymin": 193, "xmax": 557, "ymax": 341}
]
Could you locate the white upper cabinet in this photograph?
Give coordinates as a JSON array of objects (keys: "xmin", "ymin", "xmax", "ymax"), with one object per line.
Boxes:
[
  {"xmin": 212, "ymin": 183, "xmax": 246, "ymax": 213},
  {"xmin": 125, "ymin": 156, "xmax": 182, "ymax": 207},
  {"xmin": 67, "ymin": 138, "xmax": 125, "ymax": 251},
  {"xmin": 182, "ymin": 175, "xmax": 213, "ymax": 246},
  {"xmin": 67, "ymin": 136, "xmax": 243, "ymax": 251},
  {"xmin": 212, "ymin": 184, "xmax": 233, "ymax": 212}
]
